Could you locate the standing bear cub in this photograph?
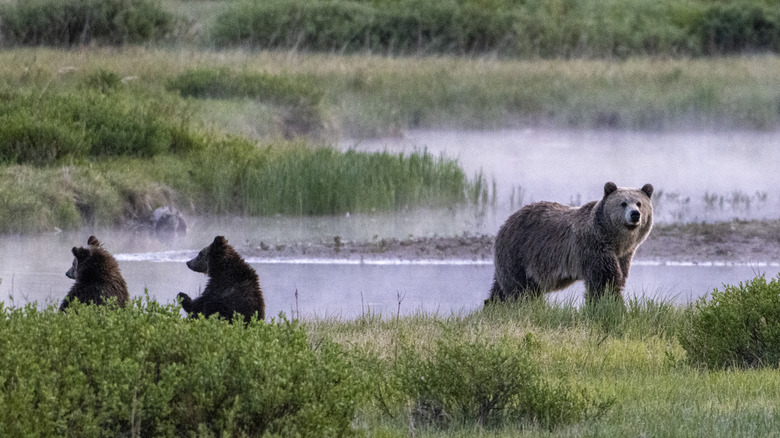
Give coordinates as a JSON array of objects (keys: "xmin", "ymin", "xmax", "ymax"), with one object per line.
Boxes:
[
  {"xmin": 178, "ymin": 236, "xmax": 265, "ymax": 324},
  {"xmin": 487, "ymin": 182, "xmax": 653, "ymax": 304},
  {"xmin": 61, "ymin": 236, "xmax": 129, "ymax": 311}
]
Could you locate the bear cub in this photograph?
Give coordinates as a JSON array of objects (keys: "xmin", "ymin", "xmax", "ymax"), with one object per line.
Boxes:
[
  {"xmin": 178, "ymin": 236, "xmax": 265, "ymax": 324},
  {"xmin": 61, "ymin": 236, "xmax": 129, "ymax": 310},
  {"xmin": 488, "ymin": 181, "xmax": 653, "ymax": 304}
]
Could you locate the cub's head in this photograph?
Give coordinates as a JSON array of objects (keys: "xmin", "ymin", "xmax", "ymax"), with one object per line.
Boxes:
[
  {"xmin": 186, "ymin": 236, "xmax": 229, "ymax": 275},
  {"xmin": 66, "ymin": 236, "xmax": 102, "ymax": 280},
  {"xmin": 600, "ymin": 182, "xmax": 654, "ymax": 232}
]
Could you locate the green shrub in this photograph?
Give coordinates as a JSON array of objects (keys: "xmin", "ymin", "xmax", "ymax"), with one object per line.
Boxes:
[
  {"xmin": 82, "ymin": 70, "xmax": 123, "ymax": 94},
  {"xmin": 0, "ymin": 0, "xmax": 173, "ymax": 46},
  {"xmin": 211, "ymin": 0, "xmax": 520, "ymax": 55},
  {"xmin": 166, "ymin": 68, "xmax": 323, "ymax": 106},
  {"xmin": 211, "ymin": 0, "xmax": 375, "ymax": 51},
  {"xmin": 679, "ymin": 274, "xmax": 780, "ymax": 369},
  {"xmin": 0, "ymin": 89, "xmax": 199, "ymax": 164},
  {"xmin": 397, "ymin": 331, "xmax": 610, "ymax": 429},
  {"xmin": 209, "ymin": 0, "xmax": 780, "ymax": 57},
  {"xmin": 0, "ymin": 299, "xmax": 365, "ymax": 437},
  {"xmin": 0, "ymin": 108, "xmax": 91, "ymax": 165},
  {"xmin": 694, "ymin": 4, "xmax": 780, "ymax": 54}
]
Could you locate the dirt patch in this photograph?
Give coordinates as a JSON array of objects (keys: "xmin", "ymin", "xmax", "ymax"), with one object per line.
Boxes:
[{"xmin": 243, "ymin": 220, "xmax": 780, "ymax": 264}]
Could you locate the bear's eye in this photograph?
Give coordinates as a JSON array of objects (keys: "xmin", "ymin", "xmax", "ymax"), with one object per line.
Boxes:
[
  {"xmin": 637, "ymin": 202, "xmax": 642, "ymax": 208},
  {"xmin": 621, "ymin": 202, "xmax": 627, "ymax": 207}
]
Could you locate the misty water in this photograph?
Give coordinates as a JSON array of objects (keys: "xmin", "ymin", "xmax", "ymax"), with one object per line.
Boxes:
[{"xmin": 2, "ymin": 129, "xmax": 779, "ymax": 318}]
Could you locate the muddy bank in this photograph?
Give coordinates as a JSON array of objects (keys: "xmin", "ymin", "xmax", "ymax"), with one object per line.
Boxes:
[{"xmin": 242, "ymin": 220, "xmax": 780, "ymax": 264}]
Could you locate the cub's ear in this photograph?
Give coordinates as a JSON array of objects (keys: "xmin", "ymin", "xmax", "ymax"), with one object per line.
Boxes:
[
  {"xmin": 212, "ymin": 236, "xmax": 227, "ymax": 247},
  {"xmin": 641, "ymin": 183, "xmax": 654, "ymax": 199},
  {"xmin": 603, "ymin": 182, "xmax": 618, "ymax": 197},
  {"xmin": 72, "ymin": 247, "xmax": 90, "ymax": 261},
  {"xmin": 87, "ymin": 235, "xmax": 101, "ymax": 247}
]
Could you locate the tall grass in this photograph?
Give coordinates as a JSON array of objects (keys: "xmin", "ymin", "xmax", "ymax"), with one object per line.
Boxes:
[
  {"xmin": 307, "ymin": 294, "xmax": 780, "ymax": 437},
  {"xmin": 0, "ymin": 66, "xmax": 488, "ymax": 232},
  {"xmin": 0, "ymin": 142, "xmax": 486, "ymax": 233},
  {"xmin": 0, "ymin": 0, "xmax": 173, "ymax": 46},
  {"xmin": 1, "ymin": 48, "xmax": 778, "ymax": 134},
  {"xmin": 188, "ymin": 138, "xmax": 481, "ymax": 216},
  {"xmin": 209, "ymin": 0, "xmax": 780, "ymax": 57}
]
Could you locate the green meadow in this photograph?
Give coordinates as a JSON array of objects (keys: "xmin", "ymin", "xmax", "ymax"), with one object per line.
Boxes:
[
  {"xmin": 4, "ymin": 274, "xmax": 780, "ymax": 437},
  {"xmin": 0, "ymin": 48, "xmax": 777, "ymax": 232}
]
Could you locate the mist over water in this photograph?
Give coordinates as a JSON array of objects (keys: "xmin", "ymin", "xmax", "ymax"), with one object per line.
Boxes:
[
  {"xmin": 345, "ymin": 129, "xmax": 780, "ymax": 224},
  {"xmin": 2, "ymin": 129, "xmax": 779, "ymax": 317}
]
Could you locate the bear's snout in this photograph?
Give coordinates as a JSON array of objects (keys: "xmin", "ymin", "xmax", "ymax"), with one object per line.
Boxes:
[{"xmin": 630, "ymin": 210, "xmax": 641, "ymax": 223}]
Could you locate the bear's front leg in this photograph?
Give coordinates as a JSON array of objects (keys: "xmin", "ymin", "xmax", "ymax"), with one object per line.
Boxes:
[
  {"xmin": 583, "ymin": 255, "xmax": 625, "ymax": 303},
  {"xmin": 177, "ymin": 292, "xmax": 194, "ymax": 313}
]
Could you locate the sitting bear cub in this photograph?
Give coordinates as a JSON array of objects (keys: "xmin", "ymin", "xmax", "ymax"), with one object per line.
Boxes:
[
  {"xmin": 178, "ymin": 236, "xmax": 265, "ymax": 324},
  {"xmin": 61, "ymin": 236, "xmax": 129, "ymax": 310},
  {"xmin": 487, "ymin": 181, "xmax": 654, "ymax": 304}
]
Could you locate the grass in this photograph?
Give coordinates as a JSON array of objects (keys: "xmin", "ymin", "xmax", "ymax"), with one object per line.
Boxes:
[
  {"xmin": 309, "ymin": 297, "xmax": 780, "ymax": 437},
  {"xmin": 0, "ymin": 144, "xmax": 484, "ymax": 233},
  {"xmin": 1, "ymin": 48, "xmax": 778, "ymax": 136},
  {"xmin": 4, "ymin": 294, "xmax": 780, "ymax": 436},
  {"xmin": 1, "ymin": 48, "xmax": 776, "ymax": 232}
]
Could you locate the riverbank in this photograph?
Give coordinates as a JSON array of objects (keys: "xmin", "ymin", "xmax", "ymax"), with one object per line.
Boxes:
[{"xmin": 241, "ymin": 220, "xmax": 780, "ymax": 265}]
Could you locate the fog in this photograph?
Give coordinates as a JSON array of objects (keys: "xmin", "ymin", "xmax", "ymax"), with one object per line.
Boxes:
[{"xmin": 345, "ymin": 129, "xmax": 780, "ymax": 224}]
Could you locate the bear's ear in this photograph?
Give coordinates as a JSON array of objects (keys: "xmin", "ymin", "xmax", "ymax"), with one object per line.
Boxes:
[
  {"xmin": 72, "ymin": 247, "xmax": 90, "ymax": 261},
  {"xmin": 603, "ymin": 182, "xmax": 618, "ymax": 198},
  {"xmin": 641, "ymin": 183, "xmax": 654, "ymax": 199},
  {"xmin": 212, "ymin": 236, "xmax": 227, "ymax": 247},
  {"xmin": 87, "ymin": 235, "xmax": 101, "ymax": 247}
]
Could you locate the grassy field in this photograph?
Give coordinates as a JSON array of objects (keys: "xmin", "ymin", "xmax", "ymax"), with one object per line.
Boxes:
[
  {"xmin": 4, "ymin": 288, "xmax": 780, "ymax": 437},
  {"xmin": 0, "ymin": 47, "xmax": 776, "ymax": 233},
  {"xmin": 2, "ymin": 48, "xmax": 778, "ymax": 135}
]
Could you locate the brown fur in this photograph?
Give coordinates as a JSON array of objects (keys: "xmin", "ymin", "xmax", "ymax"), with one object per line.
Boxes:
[
  {"xmin": 487, "ymin": 182, "xmax": 654, "ymax": 304},
  {"xmin": 61, "ymin": 236, "xmax": 129, "ymax": 310},
  {"xmin": 177, "ymin": 236, "xmax": 265, "ymax": 324}
]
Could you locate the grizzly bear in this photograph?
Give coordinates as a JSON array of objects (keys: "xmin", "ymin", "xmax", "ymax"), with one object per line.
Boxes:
[
  {"xmin": 177, "ymin": 236, "xmax": 265, "ymax": 324},
  {"xmin": 60, "ymin": 236, "xmax": 129, "ymax": 310},
  {"xmin": 487, "ymin": 182, "xmax": 653, "ymax": 304}
]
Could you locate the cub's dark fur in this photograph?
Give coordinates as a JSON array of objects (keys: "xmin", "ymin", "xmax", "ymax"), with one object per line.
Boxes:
[
  {"xmin": 178, "ymin": 236, "xmax": 265, "ymax": 323},
  {"xmin": 61, "ymin": 236, "xmax": 129, "ymax": 310}
]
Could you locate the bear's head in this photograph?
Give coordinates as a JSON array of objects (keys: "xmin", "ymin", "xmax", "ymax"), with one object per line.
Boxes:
[
  {"xmin": 186, "ymin": 235, "xmax": 230, "ymax": 275},
  {"xmin": 66, "ymin": 236, "xmax": 102, "ymax": 280},
  {"xmin": 600, "ymin": 181, "xmax": 654, "ymax": 232}
]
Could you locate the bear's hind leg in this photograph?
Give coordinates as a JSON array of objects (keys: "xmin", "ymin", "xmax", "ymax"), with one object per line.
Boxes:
[
  {"xmin": 485, "ymin": 277, "xmax": 505, "ymax": 304},
  {"xmin": 486, "ymin": 269, "xmax": 541, "ymax": 304}
]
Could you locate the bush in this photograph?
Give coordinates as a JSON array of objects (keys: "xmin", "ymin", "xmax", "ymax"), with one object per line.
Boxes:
[
  {"xmin": 679, "ymin": 274, "xmax": 780, "ymax": 369},
  {"xmin": 0, "ymin": 299, "xmax": 365, "ymax": 437},
  {"xmin": 0, "ymin": 0, "xmax": 173, "ymax": 46},
  {"xmin": 211, "ymin": 0, "xmax": 519, "ymax": 55},
  {"xmin": 0, "ymin": 88, "xmax": 199, "ymax": 164},
  {"xmin": 166, "ymin": 68, "xmax": 323, "ymax": 106},
  {"xmin": 397, "ymin": 331, "xmax": 610, "ymax": 429},
  {"xmin": 694, "ymin": 4, "xmax": 780, "ymax": 54},
  {"xmin": 209, "ymin": 0, "xmax": 780, "ymax": 57}
]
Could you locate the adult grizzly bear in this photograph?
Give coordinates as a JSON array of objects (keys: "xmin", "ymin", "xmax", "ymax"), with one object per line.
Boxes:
[
  {"xmin": 177, "ymin": 236, "xmax": 265, "ymax": 324},
  {"xmin": 487, "ymin": 182, "xmax": 653, "ymax": 304},
  {"xmin": 60, "ymin": 236, "xmax": 129, "ymax": 310}
]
